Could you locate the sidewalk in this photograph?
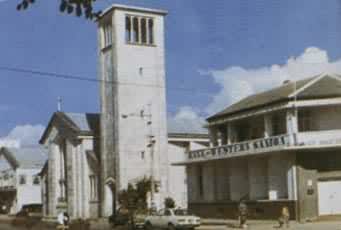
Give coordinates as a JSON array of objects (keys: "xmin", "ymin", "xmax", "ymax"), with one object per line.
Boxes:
[
  {"xmin": 202, "ymin": 218, "xmax": 341, "ymax": 230},
  {"xmin": 202, "ymin": 218, "xmax": 275, "ymax": 225}
]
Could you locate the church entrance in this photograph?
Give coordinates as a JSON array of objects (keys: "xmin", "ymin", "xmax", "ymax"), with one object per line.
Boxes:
[{"xmin": 104, "ymin": 179, "xmax": 116, "ymax": 217}]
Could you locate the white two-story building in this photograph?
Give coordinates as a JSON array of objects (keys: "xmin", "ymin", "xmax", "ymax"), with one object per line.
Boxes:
[
  {"xmin": 0, "ymin": 146, "xmax": 46, "ymax": 214},
  {"xmin": 177, "ymin": 73, "xmax": 341, "ymax": 221}
]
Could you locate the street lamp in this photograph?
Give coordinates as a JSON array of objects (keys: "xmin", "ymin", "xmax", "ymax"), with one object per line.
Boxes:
[{"xmin": 121, "ymin": 104, "xmax": 156, "ymax": 210}]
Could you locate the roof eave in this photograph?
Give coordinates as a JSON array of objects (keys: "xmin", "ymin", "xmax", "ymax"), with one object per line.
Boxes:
[{"xmin": 98, "ymin": 4, "xmax": 168, "ymax": 22}]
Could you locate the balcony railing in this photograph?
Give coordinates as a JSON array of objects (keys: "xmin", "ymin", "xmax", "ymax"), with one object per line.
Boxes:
[
  {"xmin": 188, "ymin": 134, "xmax": 292, "ymax": 162},
  {"xmin": 186, "ymin": 129, "xmax": 341, "ymax": 163},
  {"xmin": 0, "ymin": 177, "xmax": 16, "ymax": 191},
  {"xmin": 296, "ymin": 130, "xmax": 341, "ymax": 147}
]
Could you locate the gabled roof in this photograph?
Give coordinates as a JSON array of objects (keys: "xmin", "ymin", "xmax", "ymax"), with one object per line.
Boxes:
[
  {"xmin": 41, "ymin": 112, "xmax": 208, "ymax": 144},
  {"xmin": 167, "ymin": 120, "xmax": 208, "ymax": 136},
  {"xmin": 39, "ymin": 112, "xmax": 100, "ymax": 144},
  {"xmin": 207, "ymin": 74, "xmax": 341, "ymax": 121},
  {"xmin": 0, "ymin": 146, "xmax": 47, "ymax": 169}
]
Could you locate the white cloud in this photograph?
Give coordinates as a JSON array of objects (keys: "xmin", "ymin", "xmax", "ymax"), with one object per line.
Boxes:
[
  {"xmin": 168, "ymin": 106, "xmax": 207, "ymax": 133},
  {"xmin": 169, "ymin": 47, "xmax": 341, "ymax": 132},
  {"xmin": 202, "ymin": 47, "xmax": 341, "ymax": 114},
  {"xmin": 1, "ymin": 124, "xmax": 45, "ymax": 147}
]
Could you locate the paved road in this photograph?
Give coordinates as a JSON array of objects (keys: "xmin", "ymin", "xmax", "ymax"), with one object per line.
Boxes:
[{"xmin": 1, "ymin": 221, "xmax": 341, "ymax": 230}]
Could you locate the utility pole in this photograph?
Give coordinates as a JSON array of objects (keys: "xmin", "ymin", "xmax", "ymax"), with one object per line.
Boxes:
[{"xmin": 146, "ymin": 103, "xmax": 156, "ymax": 211}]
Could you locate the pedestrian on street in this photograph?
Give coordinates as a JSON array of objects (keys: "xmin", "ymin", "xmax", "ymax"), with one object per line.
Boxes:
[
  {"xmin": 278, "ymin": 206, "xmax": 290, "ymax": 228},
  {"xmin": 238, "ymin": 200, "xmax": 248, "ymax": 229},
  {"xmin": 57, "ymin": 212, "xmax": 69, "ymax": 230}
]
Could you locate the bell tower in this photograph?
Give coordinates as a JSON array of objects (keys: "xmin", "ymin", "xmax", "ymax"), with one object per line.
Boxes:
[{"xmin": 97, "ymin": 4, "xmax": 168, "ymax": 215}]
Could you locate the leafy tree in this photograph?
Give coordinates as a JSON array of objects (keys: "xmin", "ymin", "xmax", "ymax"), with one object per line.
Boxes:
[
  {"xmin": 118, "ymin": 177, "xmax": 158, "ymax": 211},
  {"xmin": 164, "ymin": 197, "xmax": 176, "ymax": 209},
  {"xmin": 16, "ymin": 0, "xmax": 102, "ymax": 20}
]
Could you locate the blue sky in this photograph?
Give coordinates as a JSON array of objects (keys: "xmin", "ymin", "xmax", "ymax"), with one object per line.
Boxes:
[{"xmin": 0, "ymin": 0, "xmax": 341, "ymax": 143}]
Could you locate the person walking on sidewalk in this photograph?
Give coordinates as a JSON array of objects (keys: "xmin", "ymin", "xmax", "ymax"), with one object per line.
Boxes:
[
  {"xmin": 238, "ymin": 200, "xmax": 248, "ymax": 229},
  {"xmin": 57, "ymin": 212, "xmax": 69, "ymax": 230},
  {"xmin": 278, "ymin": 206, "xmax": 290, "ymax": 228}
]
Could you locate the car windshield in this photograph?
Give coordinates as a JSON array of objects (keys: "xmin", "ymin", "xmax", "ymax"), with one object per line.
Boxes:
[{"xmin": 174, "ymin": 209, "xmax": 189, "ymax": 216}]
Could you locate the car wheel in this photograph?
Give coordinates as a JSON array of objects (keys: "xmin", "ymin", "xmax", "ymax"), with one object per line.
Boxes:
[
  {"xmin": 145, "ymin": 221, "xmax": 153, "ymax": 230},
  {"xmin": 168, "ymin": 223, "xmax": 176, "ymax": 230}
]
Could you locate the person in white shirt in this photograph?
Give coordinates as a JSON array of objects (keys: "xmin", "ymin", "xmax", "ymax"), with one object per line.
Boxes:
[{"xmin": 57, "ymin": 212, "xmax": 69, "ymax": 229}]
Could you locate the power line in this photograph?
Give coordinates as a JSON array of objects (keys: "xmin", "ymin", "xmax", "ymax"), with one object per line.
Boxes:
[{"xmin": 0, "ymin": 66, "xmax": 214, "ymax": 96}]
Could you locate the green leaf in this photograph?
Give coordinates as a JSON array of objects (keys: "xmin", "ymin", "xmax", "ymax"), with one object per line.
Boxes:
[
  {"xmin": 22, "ymin": 0, "xmax": 28, "ymax": 9},
  {"xmin": 76, "ymin": 4, "xmax": 82, "ymax": 17},
  {"xmin": 67, "ymin": 4, "xmax": 73, "ymax": 14},
  {"xmin": 59, "ymin": 1, "xmax": 67, "ymax": 12}
]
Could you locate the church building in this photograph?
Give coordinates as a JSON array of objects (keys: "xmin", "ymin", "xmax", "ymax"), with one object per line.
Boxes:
[{"xmin": 39, "ymin": 4, "xmax": 209, "ymax": 220}]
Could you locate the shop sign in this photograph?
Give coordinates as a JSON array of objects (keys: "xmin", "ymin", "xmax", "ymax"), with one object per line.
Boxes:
[{"xmin": 188, "ymin": 135, "xmax": 289, "ymax": 161}]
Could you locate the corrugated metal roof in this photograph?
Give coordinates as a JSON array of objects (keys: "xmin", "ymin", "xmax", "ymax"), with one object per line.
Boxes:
[{"xmin": 5, "ymin": 146, "xmax": 47, "ymax": 169}]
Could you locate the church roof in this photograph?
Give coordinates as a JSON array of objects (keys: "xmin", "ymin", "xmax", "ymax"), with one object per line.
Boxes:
[
  {"xmin": 0, "ymin": 146, "xmax": 47, "ymax": 169},
  {"xmin": 39, "ymin": 112, "xmax": 100, "ymax": 144},
  {"xmin": 40, "ymin": 112, "xmax": 208, "ymax": 144},
  {"xmin": 208, "ymin": 73, "xmax": 341, "ymax": 121}
]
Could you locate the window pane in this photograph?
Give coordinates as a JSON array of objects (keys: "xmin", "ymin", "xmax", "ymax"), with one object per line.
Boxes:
[
  {"xmin": 125, "ymin": 16, "xmax": 131, "ymax": 42},
  {"xmin": 33, "ymin": 176, "xmax": 40, "ymax": 185},
  {"xmin": 19, "ymin": 175, "xmax": 26, "ymax": 185},
  {"xmin": 133, "ymin": 17, "xmax": 139, "ymax": 43},
  {"xmin": 148, "ymin": 19, "xmax": 154, "ymax": 44},
  {"xmin": 141, "ymin": 18, "xmax": 147, "ymax": 44},
  {"xmin": 103, "ymin": 25, "xmax": 112, "ymax": 47}
]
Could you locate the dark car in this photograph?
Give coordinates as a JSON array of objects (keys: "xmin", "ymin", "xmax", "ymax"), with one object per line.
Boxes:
[
  {"xmin": 109, "ymin": 207, "xmax": 131, "ymax": 227},
  {"xmin": 11, "ymin": 204, "xmax": 42, "ymax": 228}
]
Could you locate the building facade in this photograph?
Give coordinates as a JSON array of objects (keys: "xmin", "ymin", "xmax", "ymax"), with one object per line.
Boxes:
[
  {"xmin": 40, "ymin": 112, "xmax": 208, "ymax": 219},
  {"xmin": 178, "ymin": 74, "xmax": 341, "ymax": 221},
  {"xmin": 0, "ymin": 146, "xmax": 46, "ymax": 214},
  {"xmin": 97, "ymin": 4, "xmax": 169, "ymax": 215}
]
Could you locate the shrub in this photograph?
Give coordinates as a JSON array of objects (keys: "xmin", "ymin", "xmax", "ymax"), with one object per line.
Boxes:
[{"xmin": 164, "ymin": 197, "xmax": 176, "ymax": 209}]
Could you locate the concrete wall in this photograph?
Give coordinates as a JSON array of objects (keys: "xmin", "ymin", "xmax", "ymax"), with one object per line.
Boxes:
[
  {"xmin": 296, "ymin": 150, "xmax": 341, "ymax": 221},
  {"xmin": 187, "ymin": 165, "xmax": 198, "ymax": 202},
  {"xmin": 45, "ymin": 135, "xmax": 100, "ymax": 219},
  {"xmin": 248, "ymin": 157, "xmax": 268, "ymax": 200},
  {"xmin": 229, "ymin": 158, "xmax": 249, "ymax": 201},
  {"xmin": 99, "ymin": 8, "xmax": 168, "ymax": 210},
  {"xmin": 215, "ymin": 160, "xmax": 230, "ymax": 201},
  {"xmin": 167, "ymin": 142, "xmax": 187, "ymax": 208},
  {"xmin": 47, "ymin": 142, "xmax": 58, "ymax": 217},
  {"xmin": 267, "ymin": 154, "xmax": 288, "ymax": 199},
  {"xmin": 202, "ymin": 163, "xmax": 215, "ymax": 202}
]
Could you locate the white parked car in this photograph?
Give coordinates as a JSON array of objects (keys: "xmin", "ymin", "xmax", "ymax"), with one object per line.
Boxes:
[{"xmin": 144, "ymin": 208, "xmax": 200, "ymax": 230}]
